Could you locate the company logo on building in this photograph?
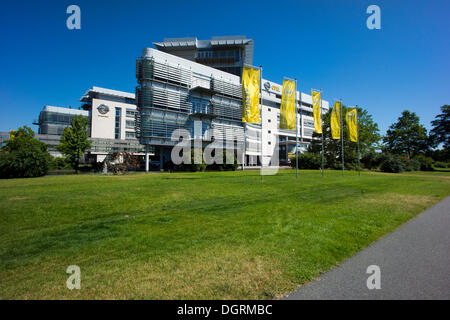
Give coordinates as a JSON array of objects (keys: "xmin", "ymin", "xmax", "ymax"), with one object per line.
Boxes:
[
  {"xmin": 264, "ymin": 81, "xmax": 280, "ymax": 93},
  {"xmin": 97, "ymin": 104, "xmax": 110, "ymax": 115}
]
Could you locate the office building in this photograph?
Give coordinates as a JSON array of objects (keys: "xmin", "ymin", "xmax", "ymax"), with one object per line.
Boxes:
[
  {"xmin": 35, "ymin": 87, "xmax": 146, "ymax": 160},
  {"xmin": 153, "ymin": 36, "xmax": 254, "ymax": 76},
  {"xmin": 136, "ymin": 48, "xmax": 328, "ymax": 170}
]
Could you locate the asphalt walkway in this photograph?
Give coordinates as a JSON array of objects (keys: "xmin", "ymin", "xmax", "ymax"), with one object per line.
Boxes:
[{"xmin": 285, "ymin": 197, "xmax": 450, "ymax": 300}]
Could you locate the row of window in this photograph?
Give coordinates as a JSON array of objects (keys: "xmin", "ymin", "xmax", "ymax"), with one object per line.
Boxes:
[
  {"xmin": 115, "ymin": 108, "xmax": 121, "ymax": 139},
  {"xmin": 126, "ymin": 109, "xmax": 136, "ymax": 118},
  {"xmin": 195, "ymin": 49, "xmax": 241, "ymax": 61}
]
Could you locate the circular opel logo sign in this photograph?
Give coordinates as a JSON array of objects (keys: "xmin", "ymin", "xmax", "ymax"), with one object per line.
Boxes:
[
  {"xmin": 97, "ymin": 104, "xmax": 109, "ymax": 115},
  {"xmin": 264, "ymin": 81, "xmax": 271, "ymax": 91},
  {"xmin": 283, "ymin": 84, "xmax": 294, "ymax": 98}
]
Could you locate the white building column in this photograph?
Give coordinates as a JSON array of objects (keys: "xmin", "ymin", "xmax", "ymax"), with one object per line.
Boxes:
[{"xmin": 145, "ymin": 146, "xmax": 149, "ymax": 172}]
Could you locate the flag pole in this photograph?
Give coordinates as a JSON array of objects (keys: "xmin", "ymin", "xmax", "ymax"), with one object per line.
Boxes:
[
  {"xmin": 242, "ymin": 124, "xmax": 246, "ymax": 171},
  {"xmin": 340, "ymin": 99, "xmax": 344, "ymax": 176},
  {"xmin": 260, "ymin": 66, "xmax": 263, "ymax": 182},
  {"xmin": 356, "ymin": 105, "xmax": 360, "ymax": 176},
  {"xmin": 295, "ymin": 79, "xmax": 298, "ymax": 178},
  {"xmin": 320, "ymin": 89, "xmax": 324, "ymax": 177}
]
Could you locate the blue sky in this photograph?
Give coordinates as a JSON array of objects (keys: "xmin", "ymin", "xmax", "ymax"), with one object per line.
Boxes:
[{"xmin": 0, "ymin": 0, "xmax": 449, "ymax": 134}]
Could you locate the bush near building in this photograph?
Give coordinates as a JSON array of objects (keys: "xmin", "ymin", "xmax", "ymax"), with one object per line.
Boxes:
[
  {"xmin": 50, "ymin": 156, "xmax": 72, "ymax": 170},
  {"xmin": 207, "ymin": 150, "xmax": 239, "ymax": 172},
  {"xmin": 175, "ymin": 149, "xmax": 239, "ymax": 172},
  {"xmin": 290, "ymin": 153, "xmax": 322, "ymax": 170},
  {"xmin": 0, "ymin": 126, "xmax": 52, "ymax": 178}
]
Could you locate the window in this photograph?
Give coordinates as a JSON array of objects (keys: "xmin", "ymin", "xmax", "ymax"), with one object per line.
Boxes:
[
  {"xmin": 115, "ymin": 107, "xmax": 122, "ymax": 139},
  {"xmin": 126, "ymin": 120, "xmax": 135, "ymax": 129},
  {"xmin": 268, "ymin": 130, "xmax": 271, "ymax": 134},
  {"xmin": 191, "ymin": 97, "xmax": 210, "ymax": 114},
  {"xmin": 125, "ymin": 131, "xmax": 136, "ymax": 139},
  {"xmin": 126, "ymin": 109, "xmax": 136, "ymax": 117},
  {"xmin": 268, "ymin": 119, "xmax": 271, "ymax": 123}
]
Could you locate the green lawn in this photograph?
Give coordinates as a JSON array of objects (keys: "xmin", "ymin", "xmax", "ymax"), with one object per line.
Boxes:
[{"xmin": 1, "ymin": 170, "xmax": 449, "ymax": 299}]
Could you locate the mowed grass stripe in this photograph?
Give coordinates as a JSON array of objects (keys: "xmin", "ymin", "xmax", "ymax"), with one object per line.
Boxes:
[{"xmin": 0, "ymin": 170, "xmax": 449, "ymax": 299}]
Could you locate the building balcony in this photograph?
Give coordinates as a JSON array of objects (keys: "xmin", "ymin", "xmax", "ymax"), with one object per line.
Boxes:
[
  {"xmin": 190, "ymin": 105, "xmax": 216, "ymax": 119},
  {"xmin": 189, "ymin": 78, "xmax": 216, "ymax": 94}
]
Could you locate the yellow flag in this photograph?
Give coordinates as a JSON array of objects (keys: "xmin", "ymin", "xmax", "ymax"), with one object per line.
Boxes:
[
  {"xmin": 241, "ymin": 66, "xmax": 260, "ymax": 123},
  {"xmin": 330, "ymin": 101, "xmax": 341, "ymax": 139},
  {"xmin": 346, "ymin": 108, "xmax": 358, "ymax": 142},
  {"xmin": 311, "ymin": 90, "xmax": 322, "ymax": 133},
  {"xmin": 280, "ymin": 79, "xmax": 296, "ymax": 130}
]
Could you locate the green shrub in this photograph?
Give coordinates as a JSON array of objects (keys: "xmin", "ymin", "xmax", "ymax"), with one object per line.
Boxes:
[
  {"xmin": 434, "ymin": 161, "xmax": 449, "ymax": 168},
  {"xmin": 290, "ymin": 153, "xmax": 321, "ymax": 170},
  {"xmin": 220, "ymin": 151, "xmax": 239, "ymax": 171},
  {"xmin": 178, "ymin": 149, "xmax": 206, "ymax": 172},
  {"xmin": 413, "ymin": 155, "xmax": 435, "ymax": 171},
  {"xmin": 380, "ymin": 154, "xmax": 404, "ymax": 173},
  {"xmin": 207, "ymin": 150, "xmax": 239, "ymax": 171},
  {"xmin": 361, "ymin": 151, "xmax": 382, "ymax": 170},
  {"xmin": 0, "ymin": 127, "xmax": 51, "ymax": 178},
  {"xmin": 51, "ymin": 156, "xmax": 72, "ymax": 170},
  {"xmin": 403, "ymin": 158, "xmax": 421, "ymax": 172}
]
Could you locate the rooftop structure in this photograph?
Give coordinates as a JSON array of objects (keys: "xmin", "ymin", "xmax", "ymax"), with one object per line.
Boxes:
[{"xmin": 153, "ymin": 36, "xmax": 254, "ymax": 76}]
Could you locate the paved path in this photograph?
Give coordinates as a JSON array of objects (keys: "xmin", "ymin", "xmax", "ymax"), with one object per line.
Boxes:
[{"xmin": 285, "ymin": 197, "xmax": 450, "ymax": 300}]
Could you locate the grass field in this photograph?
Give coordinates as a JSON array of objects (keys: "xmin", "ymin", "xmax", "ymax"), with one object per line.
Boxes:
[{"xmin": 1, "ymin": 170, "xmax": 449, "ymax": 299}]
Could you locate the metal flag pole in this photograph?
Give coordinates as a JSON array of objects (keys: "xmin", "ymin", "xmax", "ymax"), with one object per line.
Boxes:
[
  {"xmin": 320, "ymin": 89, "xmax": 324, "ymax": 177},
  {"xmin": 242, "ymin": 124, "xmax": 246, "ymax": 171},
  {"xmin": 356, "ymin": 105, "xmax": 361, "ymax": 176},
  {"xmin": 295, "ymin": 79, "xmax": 299, "ymax": 178},
  {"xmin": 260, "ymin": 65, "xmax": 263, "ymax": 182},
  {"xmin": 340, "ymin": 99, "xmax": 344, "ymax": 176}
]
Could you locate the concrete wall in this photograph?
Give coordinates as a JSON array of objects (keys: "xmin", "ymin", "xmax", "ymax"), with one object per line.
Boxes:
[{"xmin": 91, "ymin": 98, "xmax": 137, "ymax": 140}]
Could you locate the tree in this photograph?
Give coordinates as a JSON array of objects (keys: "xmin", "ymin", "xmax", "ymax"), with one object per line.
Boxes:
[
  {"xmin": 383, "ymin": 110, "xmax": 429, "ymax": 159},
  {"xmin": 430, "ymin": 105, "xmax": 450, "ymax": 150},
  {"xmin": 58, "ymin": 115, "xmax": 91, "ymax": 173},
  {"xmin": 310, "ymin": 105, "xmax": 381, "ymax": 170},
  {"xmin": 0, "ymin": 126, "xmax": 52, "ymax": 178}
]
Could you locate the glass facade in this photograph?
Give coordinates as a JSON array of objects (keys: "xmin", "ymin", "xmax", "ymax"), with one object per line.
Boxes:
[
  {"xmin": 89, "ymin": 138, "xmax": 145, "ymax": 153},
  {"xmin": 38, "ymin": 110, "xmax": 89, "ymax": 135},
  {"xmin": 136, "ymin": 57, "xmax": 244, "ymax": 148},
  {"xmin": 115, "ymin": 107, "xmax": 122, "ymax": 139}
]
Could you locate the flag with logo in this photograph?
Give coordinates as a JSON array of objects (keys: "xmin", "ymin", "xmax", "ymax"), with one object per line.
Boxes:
[
  {"xmin": 330, "ymin": 101, "xmax": 341, "ymax": 139},
  {"xmin": 241, "ymin": 66, "xmax": 260, "ymax": 123},
  {"xmin": 346, "ymin": 108, "xmax": 358, "ymax": 142},
  {"xmin": 311, "ymin": 90, "xmax": 322, "ymax": 134},
  {"xmin": 280, "ymin": 79, "xmax": 296, "ymax": 130}
]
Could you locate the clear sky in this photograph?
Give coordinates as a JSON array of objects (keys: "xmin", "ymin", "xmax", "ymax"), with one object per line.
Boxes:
[{"xmin": 0, "ymin": 0, "xmax": 449, "ymax": 135}]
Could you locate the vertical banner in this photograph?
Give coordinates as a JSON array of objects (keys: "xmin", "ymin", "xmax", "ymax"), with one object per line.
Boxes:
[
  {"xmin": 346, "ymin": 108, "xmax": 358, "ymax": 142},
  {"xmin": 330, "ymin": 101, "xmax": 341, "ymax": 139},
  {"xmin": 280, "ymin": 79, "xmax": 296, "ymax": 130},
  {"xmin": 241, "ymin": 66, "xmax": 261, "ymax": 124},
  {"xmin": 311, "ymin": 90, "xmax": 322, "ymax": 133}
]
